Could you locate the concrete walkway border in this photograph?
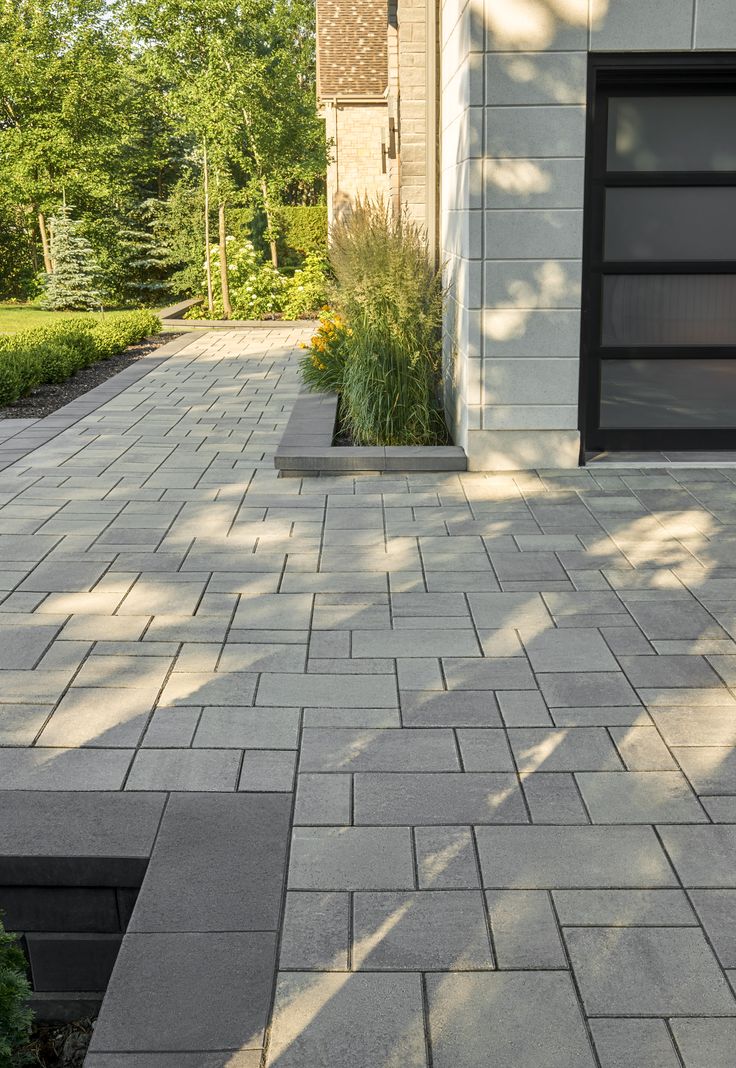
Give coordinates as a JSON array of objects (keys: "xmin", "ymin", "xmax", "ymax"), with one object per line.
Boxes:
[{"xmin": 0, "ymin": 332, "xmax": 197, "ymax": 475}]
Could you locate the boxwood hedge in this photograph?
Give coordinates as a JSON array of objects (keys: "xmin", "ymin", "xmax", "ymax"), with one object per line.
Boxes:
[{"xmin": 0, "ymin": 310, "xmax": 162, "ymax": 407}]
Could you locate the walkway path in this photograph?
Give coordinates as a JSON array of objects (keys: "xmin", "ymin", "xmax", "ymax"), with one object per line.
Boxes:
[{"xmin": 1, "ymin": 327, "xmax": 735, "ymax": 1066}]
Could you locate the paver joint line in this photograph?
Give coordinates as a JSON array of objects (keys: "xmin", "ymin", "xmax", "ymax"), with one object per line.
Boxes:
[{"xmin": 0, "ymin": 326, "xmax": 734, "ymax": 1064}]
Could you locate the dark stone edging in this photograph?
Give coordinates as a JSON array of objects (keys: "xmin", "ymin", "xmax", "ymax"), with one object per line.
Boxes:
[
  {"xmin": 159, "ymin": 298, "xmax": 313, "ymax": 331},
  {"xmin": 174, "ymin": 318, "xmax": 310, "ymax": 330},
  {"xmin": 0, "ymin": 332, "xmax": 197, "ymax": 475},
  {"xmin": 158, "ymin": 297, "xmax": 202, "ymax": 320},
  {"xmin": 275, "ymin": 390, "xmax": 467, "ymax": 474},
  {"xmin": 0, "ymin": 790, "xmax": 292, "ymax": 1059}
]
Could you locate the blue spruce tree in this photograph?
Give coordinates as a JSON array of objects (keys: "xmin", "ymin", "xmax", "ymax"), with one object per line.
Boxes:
[{"xmin": 42, "ymin": 208, "xmax": 102, "ymax": 310}]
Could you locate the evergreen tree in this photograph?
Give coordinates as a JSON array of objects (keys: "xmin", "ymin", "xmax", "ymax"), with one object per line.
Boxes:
[
  {"xmin": 42, "ymin": 209, "xmax": 103, "ymax": 310},
  {"xmin": 116, "ymin": 199, "xmax": 176, "ymax": 306},
  {"xmin": 0, "ymin": 914, "xmax": 33, "ymax": 1063}
]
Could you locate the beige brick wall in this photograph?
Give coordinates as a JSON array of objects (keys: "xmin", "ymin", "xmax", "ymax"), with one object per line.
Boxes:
[
  {"xmin": 324, "ymin": 102, "xmax": 390, "ymax": 224},
  {"xmin": 320, "ymin": 0, "xmax": 434, "ymax": 235}
]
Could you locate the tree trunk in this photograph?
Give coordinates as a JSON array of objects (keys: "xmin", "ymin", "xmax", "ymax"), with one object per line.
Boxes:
[
  {"xmin": 260, "ymin": 177, "xmax": 279, "ymax": 268},
  {"xmin": 218, "ymin": 202, "xmax": 232, "ymax": 320},
  {"xmin": 24, "ymin": 209, "xmax": 38, "ymax": 272},
  {"xmin": 203, "ymin": 143, "xmax": 214, "ymax": 316},
  {"xmin": 38, "ymin": 211, "xmax": 52, "ymax": 273},
  {"xmin": 236, "ymin": 98, "xmax": 279, "ymax": 269}
]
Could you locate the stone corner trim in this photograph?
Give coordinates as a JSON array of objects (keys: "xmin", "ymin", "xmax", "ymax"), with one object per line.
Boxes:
[
  {"xmin": 0, "ymin": 790, "xmax": 292, "ymax": 1058},
  {"xmin": 274, "ymin": 391, "xmax": 467, "ymax": 474}
]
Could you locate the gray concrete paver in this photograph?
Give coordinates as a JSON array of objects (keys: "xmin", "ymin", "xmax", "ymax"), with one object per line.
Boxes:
[{"xmin": 0, "ymin": 327, "xmax": 735, "ymax": 1063}]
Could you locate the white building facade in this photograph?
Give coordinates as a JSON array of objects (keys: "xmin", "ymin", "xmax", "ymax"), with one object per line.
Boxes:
[{"xmin": 318, "ymin": 0, "xmax": 736, "ymax": 468}]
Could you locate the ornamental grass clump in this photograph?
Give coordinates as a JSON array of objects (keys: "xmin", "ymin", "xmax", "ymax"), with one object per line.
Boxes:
[
  {"xmin": 300, "ymin": 198, "xmax": 447, "ymax": 446},
  {"xmin": 341, "ymin": 315, "xmax": 447, "ymax": 446}
]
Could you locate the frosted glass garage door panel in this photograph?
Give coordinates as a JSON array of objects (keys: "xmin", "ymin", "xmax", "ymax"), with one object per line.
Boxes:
[
  {"xmin": 601, "ymin": 360, "xmax": 736, "ymax": 428},
  {"xmin": 602, "ymin": 275, "xmax": 736, "ymax": 346},
  {"xmin": 604, "ymin": 188, "xmax": 736, "ymax": 261},
  {"xmin": 607, "ymin": 96, "xmax": 736, "ymax": 172}
]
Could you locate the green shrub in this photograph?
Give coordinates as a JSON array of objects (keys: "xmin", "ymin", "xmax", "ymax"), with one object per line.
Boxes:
[
  {"xmin": 0, "ymin": 914, "xmax": 33, "ymax": 1065},
  {"xmin": 0, "ymin": 311, "xmax": 161, "ymax": 406},
  {"xmin": 298, "ymin": 309, "xmax": 351, "ymax": 393},
  {"xmin": 279, "ymin": 204, "xmax": 328, "ymax": 258},
  {"xmin": 0, "ymin": 357, "xmax": 23, "ymax": 408},
  {"xmin": 89, "ymin": 310, "xmax": 161, "ymax": 358},
  {"xmin": 325, "ymin": 198, "xmax": 446, "ymax": 446},
  {"xmin": 282, "ymin": 254, "xmax": 330, "ymax": 320},
  {"xmin": 41, "ymin": 209, "xmax": 103, "ymax": 311},
  {"xmin": 204, "ymin": 240, "xmax": 286, "ymax": 319}
]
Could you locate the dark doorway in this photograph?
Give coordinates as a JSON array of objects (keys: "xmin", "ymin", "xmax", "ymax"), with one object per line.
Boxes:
[{"xmin": 580, "ymin": 54, "xmax": 736, "ymax": 454}]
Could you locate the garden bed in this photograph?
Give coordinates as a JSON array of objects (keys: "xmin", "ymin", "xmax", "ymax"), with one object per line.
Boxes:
[
  {"xmin": 21, "ymin": 1017, "xmax": 94, "ymax": 1066},
  {"xmin": 0, "ymin": 333, "xmax": 181, "ymax": 420},
  {"xmin": 159, "ymin": 298, "xmax": 315, "ymax": 330},
  {"xmin": 274, "ymin": 391, "xmax": 467, "ymax": 475}
]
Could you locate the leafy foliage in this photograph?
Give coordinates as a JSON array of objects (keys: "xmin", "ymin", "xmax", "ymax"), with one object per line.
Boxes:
[
  {"xmin": 282, "ymin": 254, "xmax": 330, "ymax": 320},
  {"xmin": 88, "ymin": 310, "xmax": 161, "ymax": 357},
  {"xmin": 201, "ymin": 240, "xmax": 287, "ymax": 320},
  {"xmin": 192, "ymin": 241, "xmax": 327, "ymax": 320},
  {"xmin": 298, "ymin": 309, "xmax": 351, "ymax": 393},
  {"xmin": 0, "ymin": 0, "xmax": 325, "ymax": 304},
  {"xmin": 0, "ymin": 310, "xmax": 161, "ymax": 405},
  {"xmin": 278, "ymin": 204, "xmax": 328, "ymax": 259},
  {"xmin": 42, "ymin": 210, "xmax": 103, "ymax": 311},
  {"xmin": 300, "ymin": 199, "xmax": 447, "ymax": 446},
  {"xmin": 0, "ymin": 914, "xmax": 32, "ymax": 1066},
  {"xmin": 0, "ymin": 208, "xmax": 39, "ymax": 301}
]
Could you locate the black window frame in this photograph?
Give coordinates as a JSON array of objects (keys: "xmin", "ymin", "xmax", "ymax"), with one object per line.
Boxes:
[{"xmin": 580, "ymin": 52, "xmax": 736, "ymax": 455}]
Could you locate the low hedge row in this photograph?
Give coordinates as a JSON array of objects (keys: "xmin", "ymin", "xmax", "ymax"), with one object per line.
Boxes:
[{"xmin": 0, "ymin": 310, "xmax": 162, "ymax": 407}]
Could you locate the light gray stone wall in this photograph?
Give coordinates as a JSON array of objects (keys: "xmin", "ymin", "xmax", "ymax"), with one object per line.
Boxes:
[
  {"xmin": 441, "ymin": 0, "xmax": 732, "ymax": 469},
  {"xmin": 440, "ymin": 0, "xmax": 479, "ymax": 452}
]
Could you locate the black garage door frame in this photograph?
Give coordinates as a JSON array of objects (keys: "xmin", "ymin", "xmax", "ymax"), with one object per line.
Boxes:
[{"xmin": 580, "ymin": 52, "xmax": 736, "ymax": 455}]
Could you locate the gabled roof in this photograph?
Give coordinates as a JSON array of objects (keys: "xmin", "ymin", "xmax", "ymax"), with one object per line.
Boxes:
[{"xmin": 316, "ymin": 0, "xmax": 388, "ymax": 99}]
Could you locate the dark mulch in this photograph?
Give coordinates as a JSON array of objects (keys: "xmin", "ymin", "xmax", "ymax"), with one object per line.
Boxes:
[
  {"xmin": 20, "ymin": 1018, "xmax": 94, "ymax": 1067},
  {"xmin": 0, "ymin": 333, "xmax": 183, "ymax": 421},
  {"xmin": 332, "ymin": 419, "xmax": 355, "ymax": 448},
  {"xmin": 332, "ymin": 398, "xmax": 357, "ymax": 447}
]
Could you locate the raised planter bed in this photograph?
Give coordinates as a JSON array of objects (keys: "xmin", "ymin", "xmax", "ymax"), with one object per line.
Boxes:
[
  {"xmin": 159, "ymin": 298, "xmax": 311, "ymax": 331},
  {"xmin": 275, "ymin": 391, "xmax": 467, "ymax": 475}
]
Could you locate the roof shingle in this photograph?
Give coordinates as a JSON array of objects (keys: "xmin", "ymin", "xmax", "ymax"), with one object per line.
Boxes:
[{"xmin": 317, "ymin": 0, "xmax": 388, "ymax": 98}]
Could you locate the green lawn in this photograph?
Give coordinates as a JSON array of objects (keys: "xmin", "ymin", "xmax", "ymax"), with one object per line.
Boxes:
[{"xmin": 0, "ymin": 304, "xmax": 109, "ymax": 335}]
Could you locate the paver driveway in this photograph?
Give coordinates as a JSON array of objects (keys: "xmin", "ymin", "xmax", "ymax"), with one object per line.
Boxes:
[{"xmin": 1, "ymin": 327, "xmax": 736, "ymax": 1066}]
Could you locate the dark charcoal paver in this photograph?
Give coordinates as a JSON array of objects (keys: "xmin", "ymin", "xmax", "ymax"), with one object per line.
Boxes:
[
  {"xmin": 128, "ymin": 793, "xmax": 291, "ymax": 932},
  {"xmin": 88, "ymin": 932, "xmax": 277, "ymax": 1053}
]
